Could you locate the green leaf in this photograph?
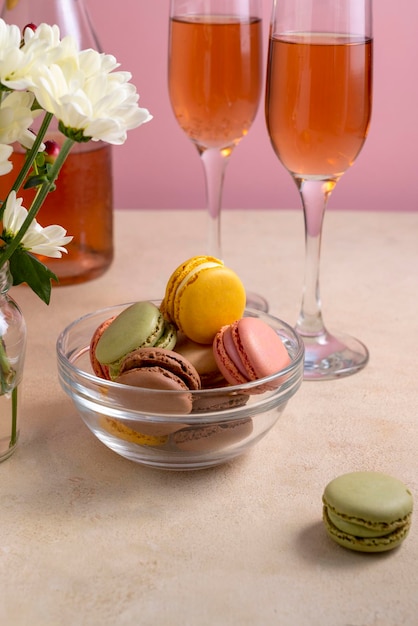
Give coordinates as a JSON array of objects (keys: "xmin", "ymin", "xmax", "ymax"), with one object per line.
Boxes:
[
  {"xmin": 24, "ymin": 174, "xmax": 49, "ymax": 189},
  {"xmin": 9, "ymin": 249, "xmax": 58, "ymax": 305}
]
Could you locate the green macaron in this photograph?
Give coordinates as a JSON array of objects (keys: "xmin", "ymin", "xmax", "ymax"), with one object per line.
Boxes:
[
  {"xmin": 322, "ymin": 471, "xmax": 413, "ymax": 553},
  {"xmin": 95, "ymin": 301, "xmax": 176, "ymax": 378}
]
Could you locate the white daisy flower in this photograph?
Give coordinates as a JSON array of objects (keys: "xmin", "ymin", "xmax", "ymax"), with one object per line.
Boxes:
[{"xmin": 2, "ymin": 191, "xmax": 72, "ymax": 258}]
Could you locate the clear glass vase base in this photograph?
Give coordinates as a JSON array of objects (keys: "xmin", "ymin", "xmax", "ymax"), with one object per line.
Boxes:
[
  {"xmin": 0, "ymin": 437, "xmax": 19, "ymax": 463},
  {"xmin": 299, "ymin": 330, "xmax": 369, "ymax": 381},
  {"xmin": 246, "ymin": 291, "xmax": 269, "ymax": 313}
]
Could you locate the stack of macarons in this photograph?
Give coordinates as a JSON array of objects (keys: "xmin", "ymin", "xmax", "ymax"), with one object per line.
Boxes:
[{"xmin": 90, "ymin": 255, "xmax": 292, "ymax": 409}]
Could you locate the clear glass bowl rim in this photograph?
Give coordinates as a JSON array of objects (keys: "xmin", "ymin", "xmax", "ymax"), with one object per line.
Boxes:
[{"xmin": 56, "ymin": 301, "xmax": 305, "ymax": 417}]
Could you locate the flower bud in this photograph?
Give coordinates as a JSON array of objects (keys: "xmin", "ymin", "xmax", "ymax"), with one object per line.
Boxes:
[
  {"xmin": 23, "ymin": 23, "xmax": 37, "ymax": 35},
  {"xmin": 44, "ymin": 140, "xmax": 60, "ymax": 164}
]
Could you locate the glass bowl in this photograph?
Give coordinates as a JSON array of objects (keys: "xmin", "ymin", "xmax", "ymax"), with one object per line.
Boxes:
[{"xmin": 56, "ymin": 303, "xmax": 304, "ymax": 470}]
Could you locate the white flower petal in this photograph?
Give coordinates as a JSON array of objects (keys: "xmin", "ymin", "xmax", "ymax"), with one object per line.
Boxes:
[
  {"xmin": 0, "ymin": 91, "xmax": 41, "ymax": 147},
  {"xmin": 23, "ymin": 223, "xmax": 73, "ymax": 257},
  {"xmin": 2, "ymin": 192, "xmax": 28, "ymax": 234},
  {"xmin": 0, "ymin": 143, "xmax": 13, "ymax": 175}
]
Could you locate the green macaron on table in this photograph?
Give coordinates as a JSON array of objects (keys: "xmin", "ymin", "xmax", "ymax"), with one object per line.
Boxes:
[
  {"xmin": 322, "ymin": 471, "xmax": 413, "ymax": 552},
  {"xmin": 2, "ymin": 209, "xmax": 417, "ymax": 625}
]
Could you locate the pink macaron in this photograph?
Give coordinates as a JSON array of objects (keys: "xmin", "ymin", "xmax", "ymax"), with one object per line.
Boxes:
[
  {"xmin": 213, "ymin": 317, "xmax": 291, "ymax": 388},
  {"xmin": 89, "ymin": 316, "xmax": 116, "ymax": 380}
]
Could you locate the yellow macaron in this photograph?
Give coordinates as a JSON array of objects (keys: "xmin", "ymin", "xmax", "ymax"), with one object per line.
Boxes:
[{"xmin": 160, "ymin": 256, "xmax": 246, "ymax": 344}]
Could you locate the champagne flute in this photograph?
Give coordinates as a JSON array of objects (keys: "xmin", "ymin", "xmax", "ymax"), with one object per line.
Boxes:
[
  {"xmin": 168, "ymin": 0, "xmax": 267, "ymax": 311},
  {"xmin": 265, "ymin": 0, "xmax": 373, "ymax": 379}
]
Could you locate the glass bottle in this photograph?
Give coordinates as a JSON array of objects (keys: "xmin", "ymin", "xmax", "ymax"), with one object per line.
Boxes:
[
  {"xmin": 0, "ymin": 262, "xmax": 27, "ymax": 462},
  {"xmin": 0, "ymin": 0, "xmax": 114, "ymax": 285}
]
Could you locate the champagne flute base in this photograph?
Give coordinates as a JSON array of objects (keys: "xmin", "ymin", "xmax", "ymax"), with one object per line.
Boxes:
[
  {"xmin": 298, "ymin": 329, "xmax": 369, "ymax": 381},
  {"xmin": 246, "ymin": 291, "xmax": 269, "ymax": 313}
]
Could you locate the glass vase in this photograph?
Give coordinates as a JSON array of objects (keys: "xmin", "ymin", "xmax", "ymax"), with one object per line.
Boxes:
[
  {"xmin": 0, "ymin": 262, "xmax": 27, "ymax": 462},
  {"xmin": 0, "ymin": 0, "xmax": 114, "ymax": 285}
]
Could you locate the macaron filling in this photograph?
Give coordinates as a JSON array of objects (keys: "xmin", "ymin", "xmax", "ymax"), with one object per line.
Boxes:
[
  {"xmin": 174, "ymin": 261, "xmax": 223, "ymax": 299},
  {"xmin": 153, "ymin": 321, "xmax": 177, "ymax": 350},
  {"xmin": 325, "ymin": 508, "xmax": 406, "ymax": 539},
  {"xmin": 222, "ymin": 326, "xmax": 249, "ymax": 379},
  {"xmin": 214, "ymin": 326, "xmax": 248, "ymax": 385},
  {"xmin": 323, "ymin": 507, "xmax": 411, "ymax": 550}
]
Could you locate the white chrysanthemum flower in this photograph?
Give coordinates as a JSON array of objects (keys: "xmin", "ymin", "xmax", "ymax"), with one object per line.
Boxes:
[
  {"xmin": 0, "ymin": 91, "xmax": 42, "ymax": 149},
  {"xmin": 0, "ymin": 19, "xmax": 152, "ymax": 305},
  {"xmin": 0, "ymin": 19, "xmax": 151, "ymax": 145},
  {"xmin": 0, "ymin": 20, "xmax": 64, "ymax": 90},
  {"xmin": 0, "ymin": 143, "xmax": 13, "ymax": 175},
  {"xmin": 32, "ymin": 47, "xmax": 152, "ymax": 145},
  {"xmin": 2, "ymin": 191, "xmax": 72, "ymax": 258}
]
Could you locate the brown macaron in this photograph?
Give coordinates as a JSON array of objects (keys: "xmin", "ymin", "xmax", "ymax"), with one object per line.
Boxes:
[
  {"xmin": 171, "ymin": 418, "xmax": 253, "ymax": 452},
  {"xmin": 115, "ymin": 347, "xmax": 201, "ymax": 415}
]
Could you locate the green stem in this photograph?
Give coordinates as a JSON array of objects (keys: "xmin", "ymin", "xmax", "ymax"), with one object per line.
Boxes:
[
  {"xmin": 8, "ymin": 111, "xmax": 54, "ymax": 201},
  {"xmin": 0, "ymin": 337, "xmax": 13, "ymax": 394},
  {"xmin": 0, "ymin": 338, "xmax": 17, "ymax": 449},
  {"xmin": 10, "ymin": 385, "xmax": 18, "ymax": 448},
  {"xmin": 0, "ymin": 136, "xmax": 75, "ymax": 267},
  {"xmin": 0, "ymin": 110, "xmax": 54, "ymax": 221}
]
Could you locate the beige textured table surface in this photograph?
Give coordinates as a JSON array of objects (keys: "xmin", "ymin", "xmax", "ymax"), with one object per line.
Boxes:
[{"xmin": 1, "ymin": 209, "xmax": 417, "ymax": 626}]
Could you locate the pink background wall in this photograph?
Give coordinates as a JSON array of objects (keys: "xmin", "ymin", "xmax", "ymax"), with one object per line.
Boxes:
[{"xmin": 85, "ymin": 0, "xmax": 418, "ymax": 212}]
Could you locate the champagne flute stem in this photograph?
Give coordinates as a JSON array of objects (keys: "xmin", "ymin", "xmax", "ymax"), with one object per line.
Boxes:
[
  {"xmin": 295, "ymin": 178, "xmax": 337, "ymax": 337},
  {"xmin": 200, "ymin": 147, "xmax": 230, "ymax": 260}
]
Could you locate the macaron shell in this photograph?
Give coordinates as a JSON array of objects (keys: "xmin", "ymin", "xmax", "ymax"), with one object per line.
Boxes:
[
  {"xmin": 115, "ymin": 367, "xmax": 194, "ymax": 416},
  {"xmin": 323, "ymin": 471, "xmax": 413, "ymax": 528},
  {"xmin": 95, "ymin": 302, "xmax": 165, "ymax": 366},
  {"xmin": 327, "ymin": 509, "xmax": 393, "ymax": 538},
  {"xmin": 232, "ymin": 317, "xmax": 291, "ymax": 380},
  {"xmin": 118, "ymin": 347, "xmax": 201, "ymax": 391},
  {"xmin": 171, "ymin": 418, "xmax": 253, "ymax": 452},
  {"xmin": 191, "ymin": 390, "xmax": 249, "ymax": 413},
  {"xmin": 176, "ymin": 266, "xmax": 246, "ymax": 344}
]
